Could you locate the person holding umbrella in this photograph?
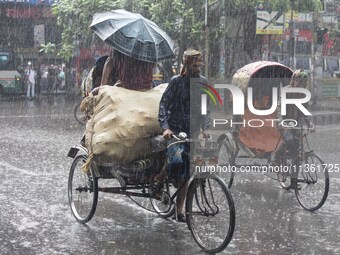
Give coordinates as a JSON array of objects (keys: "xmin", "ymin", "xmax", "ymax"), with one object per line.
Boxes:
[
  {"xmin": 91, "ymin": 9, "xmax": 175, "ymax": 90},
  {"xmin": 156, "ymin": 49, "xmax": 209, "ymax": 222},
  {"xmin": 101, "ymin": 50, "xmax": 155, "ymax": 90},
  {"xmin": 100, "ymin": 53, "xmax": 116, "ymax": 86}
]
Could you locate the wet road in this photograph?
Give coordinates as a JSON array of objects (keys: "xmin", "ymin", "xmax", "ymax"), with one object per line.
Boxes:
[{"xmin": 0, "ymin": 96, "xmax": 339, "ymax": 254}]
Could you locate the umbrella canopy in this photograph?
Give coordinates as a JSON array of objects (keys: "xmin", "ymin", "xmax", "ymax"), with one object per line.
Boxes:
[{"xmin": 90, "ymin": 9, "xmax": 176, "ymax": 63}]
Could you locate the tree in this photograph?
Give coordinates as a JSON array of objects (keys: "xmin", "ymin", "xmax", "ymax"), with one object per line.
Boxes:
[
  {"xmin": 146, "ymin": 0, "xmax": 204, "ymax": 73},
  {"xmin": 52, "ymin": 0, "xmax": 206, "ymax": 78},
  {"xmin": 52, "ymin": 0, "xmax": 323, "ymax": 79},
  {"xmin": 39, "ymin": 42, "xmax": 57, "ymax": 55},
  {"xmin": 52, "ymin": 0, "xmax": 121, "ymax": 61}
]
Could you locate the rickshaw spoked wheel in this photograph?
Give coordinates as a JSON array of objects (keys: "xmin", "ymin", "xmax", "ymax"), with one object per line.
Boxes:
[
  {"xmin": 217, "ymin": 138, "xmax": 235, "ymax": 188},
  {"xmin": 295, "ymin": 153, "xmax": 329, "ymax": 211},
  {"xmin": 149, "ymin": 177, "xmax": 176, "ymax": 218},
  {"xmin": 68, "ymin": 154, "xmax": 98, "ymax": 223},
  {"xmin": 74, "ymin": 102, "xmax": 87, "ymax": 125},
  {"xmin": 185, "ymin": 173, "xmax": 235, "ymax": 253}
]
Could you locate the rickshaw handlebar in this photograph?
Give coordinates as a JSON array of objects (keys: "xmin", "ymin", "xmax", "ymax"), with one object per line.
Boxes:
[
  {"xmin": 167, "ymin": 132, "xmax": 190, "ymax": 149},
  {"xmin": 281, "ymin": 118, "xmax": 315, "ymax": 134}
]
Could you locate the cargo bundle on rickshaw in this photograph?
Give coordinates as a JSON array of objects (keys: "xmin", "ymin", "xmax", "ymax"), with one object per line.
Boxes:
[{"xmin": 83, "ymin": 84, "xmax": 166, "ymax": 163}]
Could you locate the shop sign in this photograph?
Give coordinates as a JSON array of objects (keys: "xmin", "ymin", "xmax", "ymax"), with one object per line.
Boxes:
[
  {"xmin": 4, "ymin": 7, "xmax": 53, "ymax": 18},
  {"xmin": 0, "ymin": 0, "xmax": 53, "ymax": 5},
  {"xmin": 256, "ymin": 11, "xmax": 284, "ymax": 35}
]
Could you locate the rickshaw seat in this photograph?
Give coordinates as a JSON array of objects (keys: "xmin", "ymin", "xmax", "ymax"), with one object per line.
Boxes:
[{"xmin": 239, "ymin": 108, "xmax": 282, "ymax": 156}]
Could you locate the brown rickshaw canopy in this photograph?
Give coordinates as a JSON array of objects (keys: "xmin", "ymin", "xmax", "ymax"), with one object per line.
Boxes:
[{"xmin": 232, "ymin": 61, "xmax": 293, "ymax": 93}]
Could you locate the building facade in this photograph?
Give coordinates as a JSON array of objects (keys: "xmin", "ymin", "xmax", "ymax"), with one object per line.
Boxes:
[{"xmin": 0, "ymin": 0, "xmax": 62, "ymax": 68}]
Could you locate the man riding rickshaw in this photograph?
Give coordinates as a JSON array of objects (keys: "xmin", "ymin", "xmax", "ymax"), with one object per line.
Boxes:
[{"xmin": 68, "ymin": 9, "xmax": 235, "ymax": 254}]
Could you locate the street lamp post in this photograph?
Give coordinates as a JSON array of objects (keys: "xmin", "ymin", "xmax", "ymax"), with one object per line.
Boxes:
[
  {"xmin": 289, "ymin": 6, "xmax": 295, "ymax": 69},
  {"xmin": 310, "ymin": 10, "xmax": 320, "ymax": 105},
  {"xmin": 204, "ymin": 0, "xmax": 209, "ymax": 79}
]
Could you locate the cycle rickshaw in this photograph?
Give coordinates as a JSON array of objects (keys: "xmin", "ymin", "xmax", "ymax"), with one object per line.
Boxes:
[
  {"xmin": 67, "ymin": 130, "xmax": 235, "ymax": 253},
  {"xmin": 217, "ymin": 61, "xmax": 329, "ymax": 212}
]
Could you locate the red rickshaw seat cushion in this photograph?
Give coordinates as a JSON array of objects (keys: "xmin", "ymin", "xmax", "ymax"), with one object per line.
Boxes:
[{"xmin": 239, "ymin": 109, "xmax": 282, "ymax": 156}]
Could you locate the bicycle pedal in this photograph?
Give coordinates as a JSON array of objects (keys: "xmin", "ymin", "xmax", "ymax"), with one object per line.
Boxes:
[{"xmin": 277, "ymin": 174, "xmax": 286, "ymax": 182}]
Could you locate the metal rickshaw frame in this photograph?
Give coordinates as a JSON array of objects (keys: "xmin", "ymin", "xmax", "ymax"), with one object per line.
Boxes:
[{"xmin": 67, "ymin": 133, "xmax": 235, "ymax": 253}]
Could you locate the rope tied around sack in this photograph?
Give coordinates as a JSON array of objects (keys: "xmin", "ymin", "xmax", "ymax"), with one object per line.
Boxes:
[{"xmin": 80, "ymin": 93, "xmax": 96, "ymax": 173}]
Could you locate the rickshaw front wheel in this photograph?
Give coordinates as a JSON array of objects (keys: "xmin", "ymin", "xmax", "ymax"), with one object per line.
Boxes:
[
  {"xmin": 295, "ymin": 153, "xmax": 329, "ymax": 211},
  {"xmin": 186, "ymin": 173, "xmax": 235, "ymax": 253},
  {"xmin": 217, "ymin": 139, "xmax": 235, "ymax": 188}
]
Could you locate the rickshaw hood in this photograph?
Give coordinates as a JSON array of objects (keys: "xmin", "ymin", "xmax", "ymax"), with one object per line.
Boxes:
[{"xmin": 232, "ymin": 61, "xmax": 293, "ymax": 92}]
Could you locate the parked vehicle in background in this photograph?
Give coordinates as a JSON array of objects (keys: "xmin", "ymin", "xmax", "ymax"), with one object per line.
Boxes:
[{"xmin": 0, "ymin": 50, "xmax": 23, "ymax": 95}]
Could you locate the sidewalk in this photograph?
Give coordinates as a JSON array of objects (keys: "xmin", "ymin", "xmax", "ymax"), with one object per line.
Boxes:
[
  {"xmin": 310, "ymin": 99, "xmax": 340, "ymax": 125},
  {"xmin": 311, "ymin": 98, "xmax": 340, "ymax": 111}
]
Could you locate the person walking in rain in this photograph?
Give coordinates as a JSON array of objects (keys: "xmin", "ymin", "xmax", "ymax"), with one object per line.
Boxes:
[{"xmin": 156, "ymin": 49, "xmax": 208, "ymax": 222}]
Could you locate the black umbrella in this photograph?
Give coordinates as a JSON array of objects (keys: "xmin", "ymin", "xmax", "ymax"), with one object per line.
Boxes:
[{"xmin": 90, "ymin": 9, "xmax": 176, "ymax": 63}]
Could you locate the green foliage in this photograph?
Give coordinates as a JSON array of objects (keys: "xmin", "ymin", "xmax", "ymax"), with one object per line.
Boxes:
[
  {"xmin": 39, "ymin": 42, "xmax": 56, "ymax": 54},
  {"xmin": 52, "ymin": 0, "xmax": 206, "ymax": 62},
  {"xmin": 147, "ymin": 0, "xmax": 201, "ymax": 42},
  {"xmin": 52, "ymin": 0, "xmax": 121, "ymax": 60},
  {"xmin": 225, "ymin": 0, "xmax": 257, "ymax": 9},
  {"xmin": 52, "ymin": 0, "xmax": 324, "ymax": 65},
  {"xmin": 293, "ymin": 0, "xmax": 322, "ymax": 12}
]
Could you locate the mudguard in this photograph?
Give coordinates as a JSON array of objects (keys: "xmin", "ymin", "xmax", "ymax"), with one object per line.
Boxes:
[{"xmin": 67, "ymin": 145, "xmax": 88, "ymax": 158}]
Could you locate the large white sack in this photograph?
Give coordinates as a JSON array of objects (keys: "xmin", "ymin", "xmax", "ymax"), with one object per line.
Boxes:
[{"xmin": 83, "ymin": 84, "xmax": 167, "ymax": 167}]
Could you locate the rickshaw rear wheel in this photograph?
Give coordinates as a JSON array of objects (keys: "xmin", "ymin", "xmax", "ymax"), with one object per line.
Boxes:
[
  {"xmin": 186, "ymin": 173, "xmax": 235, "ymax": 253},
  {"xmin": 74, "ymin": 102, "xmax": 87, "ymax": 125},
  {"xmin": 218, "ymin": 139, "xmax": 235, "ymax": 188},
  {"xmin": 277, "ymin": 158, "xmax": 293, "ymax": 190},
  {"xmin": 68, "ymin": 154, "xmax": 98, "ymax": 223},
  {"xmin": 149, "ymin": 177, "xmax": 176, "ymax": 218},
  {"xmin": 295, "ymin": 153, "xmax": 329, "ymax": 211}
]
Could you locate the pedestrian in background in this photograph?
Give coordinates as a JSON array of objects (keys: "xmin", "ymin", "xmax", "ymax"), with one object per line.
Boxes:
[
  {"xmin": 58, "ymin": 67, "xmax": 66, "ymax": 90},
  {"xmin": 26, "ymin": 62, "xmax": 36, "ymax": 99},
  {"xmin": 40, "ymin": 65, "xmax": 49, "ymax": 93}
]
